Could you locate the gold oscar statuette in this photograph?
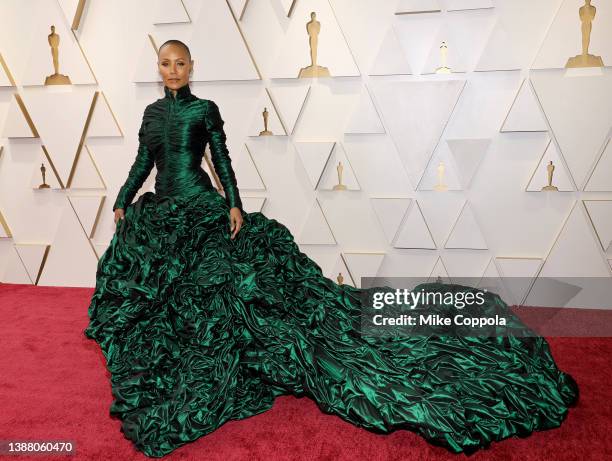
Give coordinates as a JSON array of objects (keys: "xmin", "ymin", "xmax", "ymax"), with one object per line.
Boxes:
[
  {"xmin": 259, "ymin": 107, "xmax": 273, "ymax": 136},
  {"xmin": 566, "ymin": 1, "xmax": 604, "ymax": 68},
  {"xmin": 434, "ymin": 161, "xmax": 448, "ymax": 191},
  {"xmin": 38, "ymin": 163, "xmax": 51, "ymax": 189},
  {"xmin": 435, "ymin": 41, "xmax": 451, "ymax": 74},
  {"xmin": 298, "ymin": 12, "xmax": 331, "ymax": 78},
  {"xmin": 541, "ymin": 160, "xmax": 559, "ymax": 191},
  {"xmin": 45, "ymin": 25, "xmax": 71, "ymax": 85},
  {"xmin": 333, "ymin": 161, "xmax": 347, "ymax": 190},
  {"xmin": 336, "ymin": 272, "xmax": 344, "ymax": 284}
]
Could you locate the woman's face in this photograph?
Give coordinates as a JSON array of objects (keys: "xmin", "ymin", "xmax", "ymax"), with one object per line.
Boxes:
[{"xmin": 158, "ymin": 44, "xmax": 193, "ymax": 90}]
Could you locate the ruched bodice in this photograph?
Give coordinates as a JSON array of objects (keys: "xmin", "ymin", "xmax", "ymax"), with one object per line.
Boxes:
[{"xmin": 113, "ymin": 83, "xmax": 242, "ymax": 211}]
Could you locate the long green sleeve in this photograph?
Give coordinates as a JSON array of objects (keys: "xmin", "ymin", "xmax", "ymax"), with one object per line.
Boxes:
[
  {"xmin": 204, "ymin": 100, "xmax": 243, "ymax": 212},
  {"xmin": 113, "ymin": 116, "xmax": 154, "ymax": 211}
]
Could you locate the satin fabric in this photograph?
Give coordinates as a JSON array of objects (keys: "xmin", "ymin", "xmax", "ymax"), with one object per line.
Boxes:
[
  {"xmin": 85, "ymin": 84, "xmax": 578, "ymax": 458},
  {"xmin": 112, "ymin": 83, "xmax": 242, "ymax": 212}
]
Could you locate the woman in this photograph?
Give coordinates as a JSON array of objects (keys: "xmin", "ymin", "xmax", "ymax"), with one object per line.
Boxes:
[{"xmin": 84, "ymin": 39, "xmax": 578, "ymax": 458}]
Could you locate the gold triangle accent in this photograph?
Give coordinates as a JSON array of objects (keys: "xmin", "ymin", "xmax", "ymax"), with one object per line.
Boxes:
[
  {"xmin": 66, "ymin": 197, "xmax": 105, "ymax": 262},
  {"xmin": 237, "ymin": 0, "xmax": 250, "ymax": 21},
  {"xmin": 287, "ymin": 0, "xmax": 298, "ymax": 17},
  {"xmin": 68, "ymin": 196, "xmax": 105, "ymax": 240},
  {"xmin": 67, "ymin": 91, "xmax": 98, "ymax": 188},
  {"xmin": 35, "ymin": 245, "xmax": 51, "ymax": 285},
  {"xmin": 225, "ymin": 0, "xmax": 262, "ymax": 80},
  {"xmin": 150, "ymin": 33, "xmax": 160, "ymax": 55},
  {"xmin": 0, "ymin": 209, "xmax": 13, "ymax": 238},
  {"xmin": 71, "ymin": 0, "xmax": 87, "ymax": 30},
  {"xmin": 98, "ymin": 91, "xmax": 125, "ymax": 137},
  {"xmin": 14, "ymin": 94, "xmax": 40, "ymax": 137},
  {"xmin": 314, "ymin": 142, "xmax": 336, "ymax": 189},
  {"xmin": 180, "ymin": 0, "xmax": 192, "ymax": 22},
  {"xmin": 0, "ymin": 53, "xmax": 17, "ymax": 86},
  {"xmin": 41, "ymin": 145, "xmax": 65, "ymax": 189},
  {"xmin": 91, "ymin": 196, "xmax": 106, "ymax": 239},
  {"xmin": 70, "ymin": 29, "xmax": 99, "ymax": 84}
]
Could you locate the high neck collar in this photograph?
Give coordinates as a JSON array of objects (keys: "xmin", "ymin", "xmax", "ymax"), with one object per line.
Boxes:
[{"xmin": 164, "ymin": 83, "xmax": 192, "ymax": 100}]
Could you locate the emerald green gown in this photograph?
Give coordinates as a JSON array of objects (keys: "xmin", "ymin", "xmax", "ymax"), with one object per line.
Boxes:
[{"xmin": 84, "ymin": 83, "xmax": 578, "ymax": 458}]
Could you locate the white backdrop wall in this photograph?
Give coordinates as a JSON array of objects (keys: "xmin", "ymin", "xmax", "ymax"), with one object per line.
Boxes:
[{"xmin": 0, "ymin": 0, "xmax": 611, "ymax": 308}]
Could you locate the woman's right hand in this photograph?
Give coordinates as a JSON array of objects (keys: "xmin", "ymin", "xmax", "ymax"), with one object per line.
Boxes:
[{"xmin": 114, "ymin": 208, "xmax": 125, "ymax": 224}]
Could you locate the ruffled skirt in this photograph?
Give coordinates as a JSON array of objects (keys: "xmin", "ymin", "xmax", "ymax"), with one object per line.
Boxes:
[{"xmin": 84, "ymin": 189, "xmax": 578, "ymax": 457}]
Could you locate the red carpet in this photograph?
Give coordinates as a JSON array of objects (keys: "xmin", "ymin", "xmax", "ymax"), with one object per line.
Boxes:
[{"xmin": 1, "ymin": 282, "xmax": 610, "ymax": 460}]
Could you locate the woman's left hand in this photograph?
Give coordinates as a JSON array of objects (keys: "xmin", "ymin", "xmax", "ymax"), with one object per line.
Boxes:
[{"xmin": 229, "ymin": 207, "xmax": 243, "ymax": 240}]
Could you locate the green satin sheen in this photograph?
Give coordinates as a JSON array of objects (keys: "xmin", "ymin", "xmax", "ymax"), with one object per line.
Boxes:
[
  {"xmin": 85, "ymin": 83, "xmax": 578, "ymax": 458},
  {"xmin": 112, "ymin": 83, "xmax": 242, "ymax": 212}
]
